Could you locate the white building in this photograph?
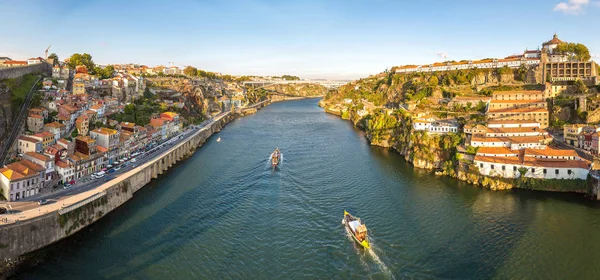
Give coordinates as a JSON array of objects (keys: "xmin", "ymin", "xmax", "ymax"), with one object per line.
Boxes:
[
  {"xmin": 474, "ymin": 147, "xmax": 590, "ymax": 180},
  {"xmin": 413, "ymin": 118, "xmax": 459, "ymax": 134},
  {"xmin": 55, "ymin": 160, "xmax": 75, "ymax": 184}
]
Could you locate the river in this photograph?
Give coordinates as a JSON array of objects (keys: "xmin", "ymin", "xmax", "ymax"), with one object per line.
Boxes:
[{"xmin": 15, "ymin": 98, "xmax": 600, "ymax": 279}]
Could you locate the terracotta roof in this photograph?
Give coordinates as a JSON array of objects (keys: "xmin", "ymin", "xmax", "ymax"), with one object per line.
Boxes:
[
  {"xmin": 476, "ymin": 147, "xmax": 519, "ymax": 156},
  {"xmin": 25, "ymin": 152, "xmax": 50, "ymax": 162},
  {"xmin": 56, "ymin": 160, "xmax": 71, "ymax": 168},
  {"xmin": 7, "ymin": 159, "xmax": 45, "ymax": 174},
  {"xmin": 544, "ymin": 34, "xmax": 563, "ymax": 45},
  {"xmin": 91, "ymin": 127, "xmax": 117, "ymax": 135},
  {"xmin": 28, "ymin": 114, "xmax": 43, "ymax": 119},
  {"xmin": 474, "ymin": 155, "xmax": 522, "ymax": 165},
  {"xmin": 3, "ymin": 60, "xmax": 27, "ymax": 65},
  {"xmin": 0, "ymin": 168, "xmax": 23, "ymax": 180},
  {"xmin": 488, "ymin": 107, "xmax": 548, "ymax": 114},
  {"xmin": 487, "ymin": 120, "xmax": 540, "ymax": 125},
  {"xmin": 523, "ymin": 158, "xmax": 590, "ymax": 169},
  {"xmin": 486, "ymin": 127, "xmax": 547, "ymax": 134},
  {"xmin": 121, "ymin": 122, "xmax": 135, "ymax": 128},
  {"xmin": 471, "ymin": 135, "xmax": 546, "ymax": 144},
  {"xmin": 96, "ymin": 146, "xmax": 108, "ymax": 153},
  {"xmin": 76, "ymin": 135, "xmax": 95, "ymax": 144},
  {"xmin": 57, "ymin": 138, "xmax": 70, "ymax": 145},
  {"xmin": 451, "ymin": 96, "xmax": 491, "ymax": 101},
  {"xmin": 44, "ymin": 122, "xmax": 65, "ymax": 129},
  {"xmin": 150, "ymin": 118, "xmax": 166, "ymax": 127},
  {"xmin": 524, "ymin": 148, "xmax": 579, "ymax": 158},
  {"xmin": 489, "ymin": 99, "xmax": 546, "ymax": 104},
  {"xmin": 19, "ymin": 136, "xmax": 40, "ymax": 143},
  {"xmin": 34, "ymin": 131, "xmax": 55, "ymax": 139}
]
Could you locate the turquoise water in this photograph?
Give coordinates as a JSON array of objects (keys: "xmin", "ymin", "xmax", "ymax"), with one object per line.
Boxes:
[{"xmin": 15, "ymin": 98, "xmax": 600, "ymax": 279}]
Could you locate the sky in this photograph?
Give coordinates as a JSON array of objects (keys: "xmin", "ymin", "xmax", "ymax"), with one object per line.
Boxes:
[{"xmin": 0, "ymin": 0, "xmax": 599, "ymax": 79}]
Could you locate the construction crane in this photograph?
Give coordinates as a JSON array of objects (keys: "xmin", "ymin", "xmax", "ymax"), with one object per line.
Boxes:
[{"xmin": 44, "ymin": 45, "xmax": 51, "ymax": 59}]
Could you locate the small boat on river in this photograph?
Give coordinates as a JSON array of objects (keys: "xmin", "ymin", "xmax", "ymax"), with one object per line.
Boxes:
[
  {"xmin": 270, "ymin": 148, "xmax": 281, "ymax": 169},
  {"xmin": 216, "ymin": 137, "xmax": 221, "ymax": 142},
  {"xmin": 343, "ymin": 210, "xmax": 370, "ymax": 249}
]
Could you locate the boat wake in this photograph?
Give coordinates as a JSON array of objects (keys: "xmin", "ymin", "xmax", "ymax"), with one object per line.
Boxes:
[{"xmin": 341, "ymin": 220, "xmax": 394, "ymax": 279}]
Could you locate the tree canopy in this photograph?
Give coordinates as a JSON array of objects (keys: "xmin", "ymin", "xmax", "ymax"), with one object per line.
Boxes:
[
  {"xmin": 47, "ymin": 53, "xmax": 59, "ymax": 64},
  {"xmin": 183, "ymin": 66, "xmax": 198, "ymax": 76},
  {"xmin": 554, "ymin": 42, "xmax": 591, "ymax": 61},
  {"xmin": 93, "ymin": 65, "xmax": 114, "ymax": 79},
  {"xmin": 66, "ymin": 53, "xmax": 95, "ymax": 71}
]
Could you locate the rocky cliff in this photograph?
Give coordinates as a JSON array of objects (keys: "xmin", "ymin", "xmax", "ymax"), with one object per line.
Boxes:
[
  {"xmin": 320, "ymin": 67, "xmax": 592, "ymax": 195},
  {"xmin": 0, "ymin": 74, "xmax": 40, "ymax": 151},
  {"xmin": 260, "ymin": 83, "xmax": 329, "ymax": 97},
  {"xmin": 147, "ymin": 77, "xmax": 244, "ymax": 119}
]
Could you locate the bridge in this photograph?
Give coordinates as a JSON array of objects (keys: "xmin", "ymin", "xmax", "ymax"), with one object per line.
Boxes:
[{"xmin": 242, "ymin": 80, "xmax": 350, "ymax": 89}]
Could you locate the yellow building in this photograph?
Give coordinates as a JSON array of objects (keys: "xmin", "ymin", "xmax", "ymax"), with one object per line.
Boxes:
[
  {"xmin": 73, "ymin": 82, "xmax": 86, "ymax": 95},
  {"xmin": 487, "ymin": 107, "xmax": 549, "ymax": 128},
  {"xmin": 563, "ymin": 124, "xmax": 586, "ymax": 146}
]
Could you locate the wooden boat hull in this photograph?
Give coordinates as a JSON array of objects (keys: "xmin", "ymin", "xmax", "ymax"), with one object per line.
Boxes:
[{"xmin": 344, "ymin": 211, "xmax": 370, "ymax": 249}]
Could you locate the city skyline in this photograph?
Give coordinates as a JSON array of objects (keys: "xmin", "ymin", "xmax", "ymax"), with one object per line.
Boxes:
[{"xmin": 1, "ymin": 0, "xmax": 599, "ymax": 79}]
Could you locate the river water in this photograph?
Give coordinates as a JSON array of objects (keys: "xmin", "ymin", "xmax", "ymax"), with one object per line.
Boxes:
[{"xmin": 15, "ymin": 98, "xmax": 600, "ymax": 279}]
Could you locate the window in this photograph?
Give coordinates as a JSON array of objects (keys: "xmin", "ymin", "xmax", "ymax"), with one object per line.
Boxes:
[
  {"xmin": 568, "ymin": 170, "xmax": 572, "ymax": 175},
  {"xmin": 491, "ymin": 165, "xmax": 495, "ymax": 170},
  {"xmin": 543, "ymin": 169, "xmax": 547, "ymax": 174},
  {"xmin": 513, "ymin": 166, "xmax": 517, "ymax": 171},
  {"xmin": 555, "ymin": 169, "xmax": 559, "ymax": 175},
  {"xmin": 502, "ymin": 165, "xmax": 506, "ymax": 171},
  {"xmin": 531, "ymin": 168, "xmax": 535, "ymax": 173},
  {"xmin": 480, "ymin": 163, "xmax": 483, "ymax": 168}
]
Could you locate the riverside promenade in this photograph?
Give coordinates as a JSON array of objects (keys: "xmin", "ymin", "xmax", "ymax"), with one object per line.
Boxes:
[
  {"xmin": 0, "ymin": 113, "xmax": 224, "ymax": 225},
  {"xmin": 0, "ymin": 106, "xmax": 249, "ymax": 273}
]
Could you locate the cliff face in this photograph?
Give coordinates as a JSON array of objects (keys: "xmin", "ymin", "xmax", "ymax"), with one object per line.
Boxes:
[
  {"xmin": 147, "ymin": 77, "xmax": 244, "ymax": 119},
  {"xmin": 0, "ymin": 82, "xmax": 12, "ymax": 146},
  {"xmin": 322, "ymin": 100, "xmax": 461, "ymax": 170},
  {"xmin": 261, "ymin": 83, "xmax": 328, "ymax": 97}
]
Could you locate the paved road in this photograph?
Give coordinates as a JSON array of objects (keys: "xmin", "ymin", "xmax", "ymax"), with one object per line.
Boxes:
[{"xmin": 1, "ymin": 115, "xmax": 221, "ymax": 214}]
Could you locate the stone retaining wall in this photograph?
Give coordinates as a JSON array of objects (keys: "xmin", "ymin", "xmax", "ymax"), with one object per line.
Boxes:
[
  {"xmin": 0, "ymin": 64, "xmax": 51, "ymax": 80},
  {"xmin": 0, "ymin": 113, "xmax": 234, "ymax": 274}
]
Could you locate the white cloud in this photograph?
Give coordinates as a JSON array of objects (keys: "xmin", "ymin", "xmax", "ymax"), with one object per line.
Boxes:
[{"xmin": 554, "ymin": 0, "xmax": 590, "ymax": 14}]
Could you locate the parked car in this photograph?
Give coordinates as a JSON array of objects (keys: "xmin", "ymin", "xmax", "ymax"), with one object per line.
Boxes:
[
  {"xmin": 96, "ymin": 173, "xmax": 105, "ymax": 178},
  {"xmin": 107, "ymin": 169, "xmax": 115, "ymax": 174},
  {"xmin": 114, "ymin": 166, "xmax": 121, "ymax": 171},
  {"xmin": 38, "ymin": 199, "xmax": 49, "ymax": 205},
  {"xmin": 104, "ymin": 176, "xmax": 114, "ymax": 182},
  {"xmin": 131, "ymin": 158, "xmax": 137, "ymax": 163}
]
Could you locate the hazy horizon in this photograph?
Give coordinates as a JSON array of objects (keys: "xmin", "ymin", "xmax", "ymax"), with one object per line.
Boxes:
[{"xmin": 1, "ymin": 0, "xmax": 599, "ymax": 80}]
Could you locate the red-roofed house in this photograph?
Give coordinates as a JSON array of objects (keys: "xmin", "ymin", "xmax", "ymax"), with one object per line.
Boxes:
[{"xmin": 0, "ymin": 159, "xmax": 46, "ymax": 201}]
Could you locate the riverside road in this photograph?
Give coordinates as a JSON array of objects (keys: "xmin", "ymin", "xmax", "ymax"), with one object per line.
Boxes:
[{"xmin": 1, "ymin": 116, "xmax": 219, "ymax": 215}]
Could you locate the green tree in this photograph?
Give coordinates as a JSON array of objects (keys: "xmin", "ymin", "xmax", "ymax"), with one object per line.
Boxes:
[
  {"xmin": 574, "ymin": 79, "xmax": 587, "ymax": 94},
  {"xmin": 71, "ymin": 128, "xmax": 79, "ymax": 138},
  {"xmin": 554, "ymin": 42, "xmax": 591, "ymax": 61},
  {"xmin": 184, "ymin": 66, "xmax": 198, "ymax": 77},
  {"xmin": 48, "ymin": 53, "xmax": 59, "ymax": 65},
  {"xmin": 66, "ymin": 53, "xmax": 95, "ymax": 72},
  {"xmin": 428, "ymin": 75, "xmax": 439, "ymax": 86},
  {"xmin": 93, "ymin": 65, "xmax": 114, "ymax": 79}
]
